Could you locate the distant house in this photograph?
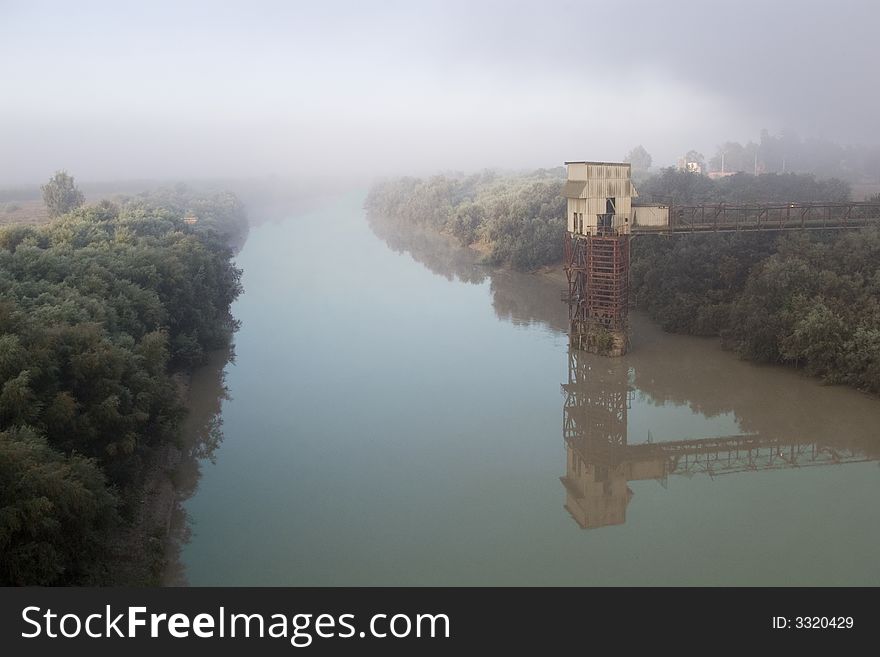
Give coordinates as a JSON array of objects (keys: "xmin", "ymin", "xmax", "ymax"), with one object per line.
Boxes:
[{"xmin": 677, "ymin": 157, "xmax": 703, "ymax": 175}]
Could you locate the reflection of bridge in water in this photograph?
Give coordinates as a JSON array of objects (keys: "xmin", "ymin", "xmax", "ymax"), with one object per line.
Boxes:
[{"xmin": 560, "ymin": 349, "xmax": 875, "ymax": 530}]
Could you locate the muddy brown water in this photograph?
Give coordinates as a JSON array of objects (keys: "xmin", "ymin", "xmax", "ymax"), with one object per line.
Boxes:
[{"xmin": 176, "ymin": 192, "xmax": 880, "ymax": 586}]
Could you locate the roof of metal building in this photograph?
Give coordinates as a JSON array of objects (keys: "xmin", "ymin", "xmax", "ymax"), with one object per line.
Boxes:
[{"xmin": 564, "ymin": 161, "xmax": 631, "ymax": 166}]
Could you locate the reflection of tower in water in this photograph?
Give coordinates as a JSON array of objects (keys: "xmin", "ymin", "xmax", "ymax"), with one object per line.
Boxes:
[
  {"xmin": 560, "ymin": 348, "xmax": 875, "ymax": 531},
  {"xmin": 560, "ymin": 349, "xmax": 662, "ymax": 529}
]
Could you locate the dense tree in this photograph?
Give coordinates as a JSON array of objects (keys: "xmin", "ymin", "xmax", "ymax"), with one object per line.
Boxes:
[
  {"xmin": 0, "ymin": 427, "xmax": 118, "ymax": 585},
  {"xmin": 638, "ymin": 168, "xmax": 716, "ymax": 203},
  {"xmin": 639, "ymin": 168, "xmax": 850, "ymax": 204},
  {"xmin": 709, "ymin": 141, "xmax": 759, "ymax": 174},
  {"xmin": 703, "ymin": 129, "xmax": 880, "ymax": 180},
  {"xmin": 631, "ymin": 225, "xmax": 880, "ymax": 392},
  {"xmin": 41, "ymin": 170, "xmax": 85, "ymax": 218},
  {"xmin": 365, "ymin": 169, "xmax": 565, "ymax": 270},
  {"xmin": 624, "ymin": 145, "xmax": 652, "ymax": 171},
  {"xmin": 0, "ymin": 187, "xmax": 246, "ymax": 584}
]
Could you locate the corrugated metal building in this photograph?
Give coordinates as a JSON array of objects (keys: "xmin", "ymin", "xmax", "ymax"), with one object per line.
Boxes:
[
  {"xmin": 563, "ymin": 161, "xmax": 638, "ymax": 235},
  {"xmin": 631, "ymin": 203, "xmax": 669, "ymax": 227}
]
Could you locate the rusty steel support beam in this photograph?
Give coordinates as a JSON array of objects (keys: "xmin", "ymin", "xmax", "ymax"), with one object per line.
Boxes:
[{"xmin": 563, "ymin": 231, "xmax": 630, "ymax": 356}]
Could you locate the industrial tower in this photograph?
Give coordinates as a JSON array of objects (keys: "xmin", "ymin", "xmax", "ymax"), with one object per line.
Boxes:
[
  {"xmin": 562, "ymin": 161, "xmax": 635, "ymax": 356},
  {"xmin": 562, "ymin": 160, "xmax": 880, "ymax": 356}
]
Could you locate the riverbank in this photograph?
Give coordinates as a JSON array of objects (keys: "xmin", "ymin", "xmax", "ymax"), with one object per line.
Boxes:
[
  {"xmin": 108, "ymin": 349, "xmax": 231, "ymax": 585},
  {"xmin": 366, "ymin": 171, "xmax": 880, "ymax": 394},
  {"xmin": 364, "ymin": 170, "xmax": 566, "ymax": 270}
]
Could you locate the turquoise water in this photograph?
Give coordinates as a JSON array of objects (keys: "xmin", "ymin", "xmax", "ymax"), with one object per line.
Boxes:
[{"xmin": 178, "ymin": 192, "xmax": 880, "ymax": 586}]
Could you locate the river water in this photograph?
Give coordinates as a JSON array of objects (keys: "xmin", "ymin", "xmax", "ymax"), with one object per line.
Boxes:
[{"xmin": 177, "ymin": 191, "xmax": 880, "ymax": 586}]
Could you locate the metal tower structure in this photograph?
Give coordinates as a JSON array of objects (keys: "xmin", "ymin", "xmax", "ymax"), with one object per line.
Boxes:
[{"xmin": 561, "ymin": 160, "xmax": 880, "ymax": 357}]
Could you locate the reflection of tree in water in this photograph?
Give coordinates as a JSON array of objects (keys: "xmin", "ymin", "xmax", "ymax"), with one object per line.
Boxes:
[
  {"xmin": 488, "ymin": 271, "xmax": 568, "ymax": 334},
  {"xmin": 161, "ymin": 347, "xmax": 233, "ymax": 586},
  {"xmin": 367, "ymin": 212, "xmax": 568, "ymax": 333},
  {"xmin": 562, "ymin": 330, "xmax": 880, "ymax": 530},
  {"xmin": 368, "ymin": 210, "xmax": 880, "ymax": 529},
  {"xmin": 628, "ymin": 317, "xmax": 880, "ymax": 455},
  {"xmin": 367, "ymin": 211, "xmax": 487, "ymax": 285}
]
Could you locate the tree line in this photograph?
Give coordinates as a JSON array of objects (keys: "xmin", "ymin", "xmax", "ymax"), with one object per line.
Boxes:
[
  {"xmin": 0, "ymin": 179, "xmax": 246, "ymax": 584},
  {"xmin": 366, "ymin": 168, "xmax": 880, "ymax": 392},
  {"xmin": 365, "ymin": 169, "xmax": 567, "ymax": 270},
  {"xmin": 626, "ymin": 129, "xmax": 880, "ymax": 182},
  {"xmin": 631, "ymin": 226, "xmax": 880, "ymax": 393}
]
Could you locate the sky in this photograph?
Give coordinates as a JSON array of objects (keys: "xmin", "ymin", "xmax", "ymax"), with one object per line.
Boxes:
[{"xmin": 1, "ymin": 0, "xmax": 877, "ymax": 184}]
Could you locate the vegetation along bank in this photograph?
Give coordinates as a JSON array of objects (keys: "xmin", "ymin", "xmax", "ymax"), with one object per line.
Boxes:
[
  {"xmin": 0, "ymin": 177, "xmax": 247, "ymax": 584},
  {"xmin": 366, "ymin": 169, "xmax": 880, "ymax": 393}
]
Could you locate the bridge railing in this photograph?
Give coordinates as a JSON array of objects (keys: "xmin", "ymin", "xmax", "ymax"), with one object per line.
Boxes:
[
  {"xmin": 565, "ymin": 432, "xmax": 872, "ymax": 478},
  {"xmin": 634, "ymin": 201, "xmax": 880, "ymax": 234}
]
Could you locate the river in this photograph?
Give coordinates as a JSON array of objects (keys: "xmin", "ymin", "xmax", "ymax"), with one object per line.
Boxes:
[{"xmin": 175, "ymin": 191, "xmax": 880, "ymax": 586}]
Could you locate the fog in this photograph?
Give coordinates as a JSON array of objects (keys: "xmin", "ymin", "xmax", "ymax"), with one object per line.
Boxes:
[{"xmin": 1, "ymin": 0, "xmax": 877, "ymax": 184}]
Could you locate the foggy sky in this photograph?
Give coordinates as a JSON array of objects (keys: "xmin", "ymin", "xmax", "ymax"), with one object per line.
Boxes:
[{"xmin": 1, "ymin": 0, "xmax": 877, "ymax": 184}]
